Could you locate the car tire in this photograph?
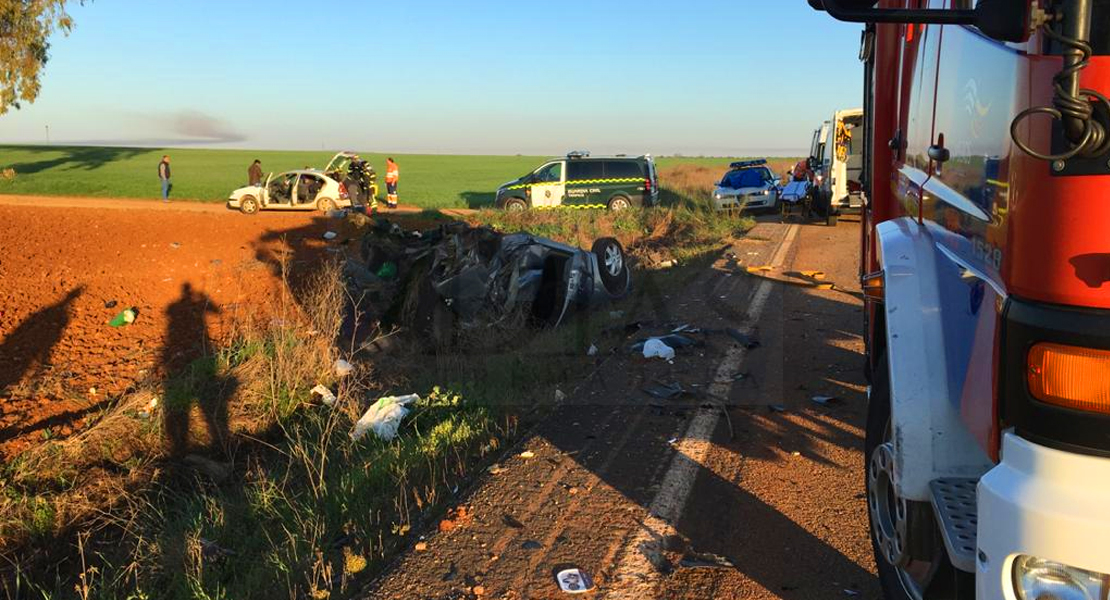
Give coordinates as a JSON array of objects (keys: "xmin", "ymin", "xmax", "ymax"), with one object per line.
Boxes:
[
  {"xmin": 239, "ymin": 196, "xmax": 259, "ymax": 215},
  {"xmin": 607, "ymin": 195, "xmax": 632, "ymax": 211},
  {"xmin": 866, "ymin": 354, "xmax": 972, "ymax": 600},
  {"xmin": 592, "ymin": 237, "xmax": 630, "ymax": 298},
  {"xmin": 504, "ymin": 197, "xmax": 528, "ymax": 212},
  {"xmin": 317, "ymin": 197, "xmax": 335, "ymax": 212}
]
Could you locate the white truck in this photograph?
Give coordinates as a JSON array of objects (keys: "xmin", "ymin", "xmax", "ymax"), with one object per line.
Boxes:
[{"xmin": 808, "ymin": 107, "xmax": 865, "ymax": 225}]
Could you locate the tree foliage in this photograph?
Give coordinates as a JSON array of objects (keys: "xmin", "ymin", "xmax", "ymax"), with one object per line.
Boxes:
[{"xmin": 0, "ymin": 0, "xmax": 75, "ymax": 115}]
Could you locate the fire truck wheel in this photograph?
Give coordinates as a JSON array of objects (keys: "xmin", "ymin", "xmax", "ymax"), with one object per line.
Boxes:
[{"xmin": 866, "ymin": 354, "xmax": 967, "ymax": 600}]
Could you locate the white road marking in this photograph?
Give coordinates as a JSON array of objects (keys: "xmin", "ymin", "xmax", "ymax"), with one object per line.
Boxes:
[{"xmin": 606, "ymin": 224, "xmax": 799, "ymax": 598}]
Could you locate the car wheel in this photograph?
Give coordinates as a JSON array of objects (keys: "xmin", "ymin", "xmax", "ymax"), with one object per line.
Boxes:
[
  {"xmin": 592, "ymin": 237, "xmax": 630, "ymax": 298},
  {"xmin": 607, "ymin": 195, "xmax": 632, "ymax": 211},
  {"xmin": 866, "ymin": 354, "xmax": 970, "ymax": 600},
  {"xmin": 504, "ymin": 197, "xmax": 528, "ymax": 212},
  {"xmin": 317, "ymin": 197, "xmax": 335, "ymax": 212},
  {"xmin": 239, "ymin": 196, "xmax": 259, "ymax": 215}
]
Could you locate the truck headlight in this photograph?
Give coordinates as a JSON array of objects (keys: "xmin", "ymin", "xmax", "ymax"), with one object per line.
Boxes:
[
  {"xmin": 714, "ymin": 192, "xmax": 722, "ymax": 200},
  {"xmin": 1013, "ymin": 556, "xmax": 1110, "ymax": 600}
]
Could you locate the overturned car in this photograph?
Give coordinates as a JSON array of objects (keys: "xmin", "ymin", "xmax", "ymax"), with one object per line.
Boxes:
[{"xmin": 352, "ymin": 221, "xmax": 631, "ymax": 346}]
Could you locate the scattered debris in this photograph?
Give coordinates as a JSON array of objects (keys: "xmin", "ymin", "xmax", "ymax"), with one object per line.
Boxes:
[
  {"xmin": 334, "ymin": 358, "xmax": 354, "ymax": 377},
  {"xmin": 769, "ymin": 404, "xmax": 787, "ymax": 413},
  {"xmin": 811, "ymin": 395, "xmax": 843, "ymax": 406},
  {"xmin": 667, "ymin": 437, "xmax": 679, "ymax": 445},
  {"xmin": 104, "ymin": 299, "xmax": 118, "ymax": 309},
  {"xmin": 502, "ymin": 514, "xmax": 525, "ymax": 529},
  {"xmin": 170, "ymin": 242, "xmax": 181, "ymax": 249},
  {"xmin": 311, "ymin": 384, "xmax": 337, "ymax": 407},
  {"xmin": 199, "ymin": 538, "xmax": 235, "ymax": 561},
  {"xmin": 658, "ymin": 259, "xmax": 677, "ymax": 268},
  {"xmin": 631, "ymin": 334, "xmax": 697, "ymax": 353},
  {"xmin": 519, "ymin": 450, "xmax": 535, "ymax": 459},
  {"xmin": 725, "ymin": 328, "xmax": 760, "ymax": 349},
  {"xmin": 487, "ymin": 464, "xmax": 506, "ymax": 475},
  {"xmin": 108, "ymin": 307, "xmax": 138, "ymax": 327},
  {"xmin": 522, "ymin": 540, "xmax": 543, "ymax": 550},
  {"xmin": 554, "ymin": 389, "xmax": 567, "ymax": 402},
  {"xmin": 350, "ymin": 394, "xmax": 419, "ymax": 441},
  {"xmin": 642, "ymin": 338, "xmax": 676, "ymax": 361},
  {"xmin": 355, "ymin": 221, "xmax": 631, "ymax": 342},
  {"xmin": 844, "ymin": 590, "xmax": 861, "ymax": 597},
  {"xmin": 554, "ymin": 567, "xmax": 595, "ymax": 594},
  {"xmin": 415, "ymin": 542, "xmax": 428, "ymax": 552},
  {"xmin": 733, "ymin": 372, "xmax": 751, "ymax": 381},
  {"xmin": 643, "ymin": 382, "xmax": 686, "ymax": 400},
  {"xmin": 679, "ymin": 549, "xmax": 737, "ymax": 570},
  {"xmin": 323, "ymin": 231, "xmax": 338, "ymax": 240},
  {"xmin": 587, "ymin": 344, "xmax": 599, "ymax": 357},
  {"xmin": 609, "ymin": 310, "xmax": 625, "ymax": 319}
]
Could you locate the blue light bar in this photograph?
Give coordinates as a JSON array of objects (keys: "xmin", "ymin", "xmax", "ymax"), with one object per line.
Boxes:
[{"xmin": 729, "ymin": 159, "xmax": 767, "ymax": 169}]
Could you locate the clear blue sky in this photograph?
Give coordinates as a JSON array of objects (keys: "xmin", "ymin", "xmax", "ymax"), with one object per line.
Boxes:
[{"xmin": 1, "ymin": 1, "xmax": 864, "ymax": 156}]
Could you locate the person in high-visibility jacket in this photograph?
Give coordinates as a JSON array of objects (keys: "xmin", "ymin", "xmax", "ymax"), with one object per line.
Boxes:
[{"xmin": 385, "ymin": 157, "xmax": 399, "ymax": 209}]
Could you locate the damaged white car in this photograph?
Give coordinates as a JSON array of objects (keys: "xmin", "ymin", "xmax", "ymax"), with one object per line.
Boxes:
[{"xmin": 227, "ymin": 169, "xmax": 350, "ymax": 214}]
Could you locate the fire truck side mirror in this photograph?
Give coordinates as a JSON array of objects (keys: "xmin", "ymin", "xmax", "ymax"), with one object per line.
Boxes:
[{"xmin": 811, "ymin": 0, "xmax": 1031, "ymax": 43}]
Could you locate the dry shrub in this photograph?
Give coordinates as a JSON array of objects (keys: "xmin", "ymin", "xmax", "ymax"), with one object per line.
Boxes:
[{"xmin": 2, "ymin": 168, "xmax": 15, "ymax": 181}]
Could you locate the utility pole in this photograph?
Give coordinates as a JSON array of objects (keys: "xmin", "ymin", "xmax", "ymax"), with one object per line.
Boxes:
[{"xmin": 45, "ymin": 125, "xmax": 50, "ymax": 144}]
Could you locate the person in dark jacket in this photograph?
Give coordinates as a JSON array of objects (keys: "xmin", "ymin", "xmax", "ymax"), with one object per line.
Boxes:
[
  {"xmin": 248, "ymin": 159, "xmax": 263, "ymax": 186},
  {"xmin": 158, "ymin": 155, "xmax": 172, "ymax": 202}
]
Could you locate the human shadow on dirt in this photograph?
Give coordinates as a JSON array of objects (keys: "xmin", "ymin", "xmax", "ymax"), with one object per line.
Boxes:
[
  {"xmin": 1, "ymin": 145, "xmax": 149, "ymax": 175},
  {"xmin": 0, "ymin": 288, "xmax": 84, "ymax": 440},
  {"xmin": 161, "ymin": 282, "xmax": 236, "ymax": 458}
]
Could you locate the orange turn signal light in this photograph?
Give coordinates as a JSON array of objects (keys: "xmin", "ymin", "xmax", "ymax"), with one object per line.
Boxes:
[{"xmin": 1027, "ymin": 343, "xmax": 1110, "ymax": 415}]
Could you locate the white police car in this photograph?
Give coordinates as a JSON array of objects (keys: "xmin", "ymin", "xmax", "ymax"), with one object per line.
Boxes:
[{"xmin": 712, "ymin": 159, "xmax": 781, "ymax": 211}]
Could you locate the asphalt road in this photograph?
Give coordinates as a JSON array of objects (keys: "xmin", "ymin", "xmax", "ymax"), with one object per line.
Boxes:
[{"xmin": 362, "ymin": 216, "xmax": 879, "ymax": 600}]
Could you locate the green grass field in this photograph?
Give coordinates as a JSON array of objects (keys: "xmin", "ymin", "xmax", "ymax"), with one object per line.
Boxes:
[{"xmin": 0, "ymin": 145, "xmax": 792, "ymax": 209}]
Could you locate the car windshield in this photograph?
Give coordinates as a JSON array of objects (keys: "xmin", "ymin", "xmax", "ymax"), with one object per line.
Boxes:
[{"xmin": 720, "ymin": 167, "xmax": 772, "ymax": 189}]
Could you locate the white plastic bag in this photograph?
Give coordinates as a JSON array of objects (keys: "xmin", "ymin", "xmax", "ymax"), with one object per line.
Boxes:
[
  {"xmin": 311, "ymin": 384, "xmax": 337, "ymax": 407},
  {"xmin": 334, "ymin": 358, "xmax": 354, "ymax": 377},
  {"xmin": 642, "ymin": 338, "xmax": 676, "ymax": 361},
  {"xmin": 350, "ymin": 394, "xmax": 419, "ymax": 442}
]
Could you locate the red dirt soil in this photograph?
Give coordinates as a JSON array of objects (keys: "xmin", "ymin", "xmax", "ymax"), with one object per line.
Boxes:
[{"xmin": 0, "ymin": 197, "xmax": 340, "ymax": 459}]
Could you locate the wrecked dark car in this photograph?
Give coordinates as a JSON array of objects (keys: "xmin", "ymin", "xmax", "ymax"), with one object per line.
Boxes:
[{"xmin": 349, "ymin": 220, "xmax": 631, "ymax": 346}]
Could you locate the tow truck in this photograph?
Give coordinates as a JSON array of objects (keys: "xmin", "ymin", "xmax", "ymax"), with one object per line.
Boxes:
[{"xmin": 812, "ymin": 1, "xmax": 1110, "ymax": 598}]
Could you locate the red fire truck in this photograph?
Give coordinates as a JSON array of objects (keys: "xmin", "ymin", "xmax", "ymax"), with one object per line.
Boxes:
[{"xmin": 812, "ymin": 1, "xmax": 1110, "ymax": 598}]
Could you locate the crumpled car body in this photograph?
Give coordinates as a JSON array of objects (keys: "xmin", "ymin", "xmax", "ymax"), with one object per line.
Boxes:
[{"xmin": 357, "ymin": 221, "xmax": 631, "ymax": 343}]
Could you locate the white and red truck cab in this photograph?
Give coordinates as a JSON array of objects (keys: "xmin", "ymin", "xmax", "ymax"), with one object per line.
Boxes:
[{"xmin": 812, "ymin": 1, "xmax": 1110, "ymax": 598}]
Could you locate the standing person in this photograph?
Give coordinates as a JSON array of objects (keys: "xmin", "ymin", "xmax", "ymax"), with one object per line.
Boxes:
[
  {"xmin": 248, "ymin": 159, "xmax": 263, "ymax": 186},
  {"xmin": 158, "ymin": 155, "xmax": 172, "ymax": 202},
  {"xmin": 385, "ymin": 157, "xmax": 399, "ymax": 209}
]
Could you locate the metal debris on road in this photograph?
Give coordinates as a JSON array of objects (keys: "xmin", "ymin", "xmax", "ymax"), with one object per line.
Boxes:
[
  {"xmin": 811, "ymin": 395, "xmax": 843, "ymax": 406},
  {"xmin": 643, "ymin": 382, "xmax": 685, "ymax": 400},
  {"xmin": 725, "ymin": 328, "xmax": 760, "ymax": 349}
]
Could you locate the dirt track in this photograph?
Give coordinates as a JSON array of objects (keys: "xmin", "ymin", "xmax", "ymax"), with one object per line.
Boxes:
[
  {"xmin": 363, "ymin": 216, "xmax": 878, "ymax": 599},
  {"xmin": 0, "ymin": 196, "xmax": 342, "ymax": 458}
]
